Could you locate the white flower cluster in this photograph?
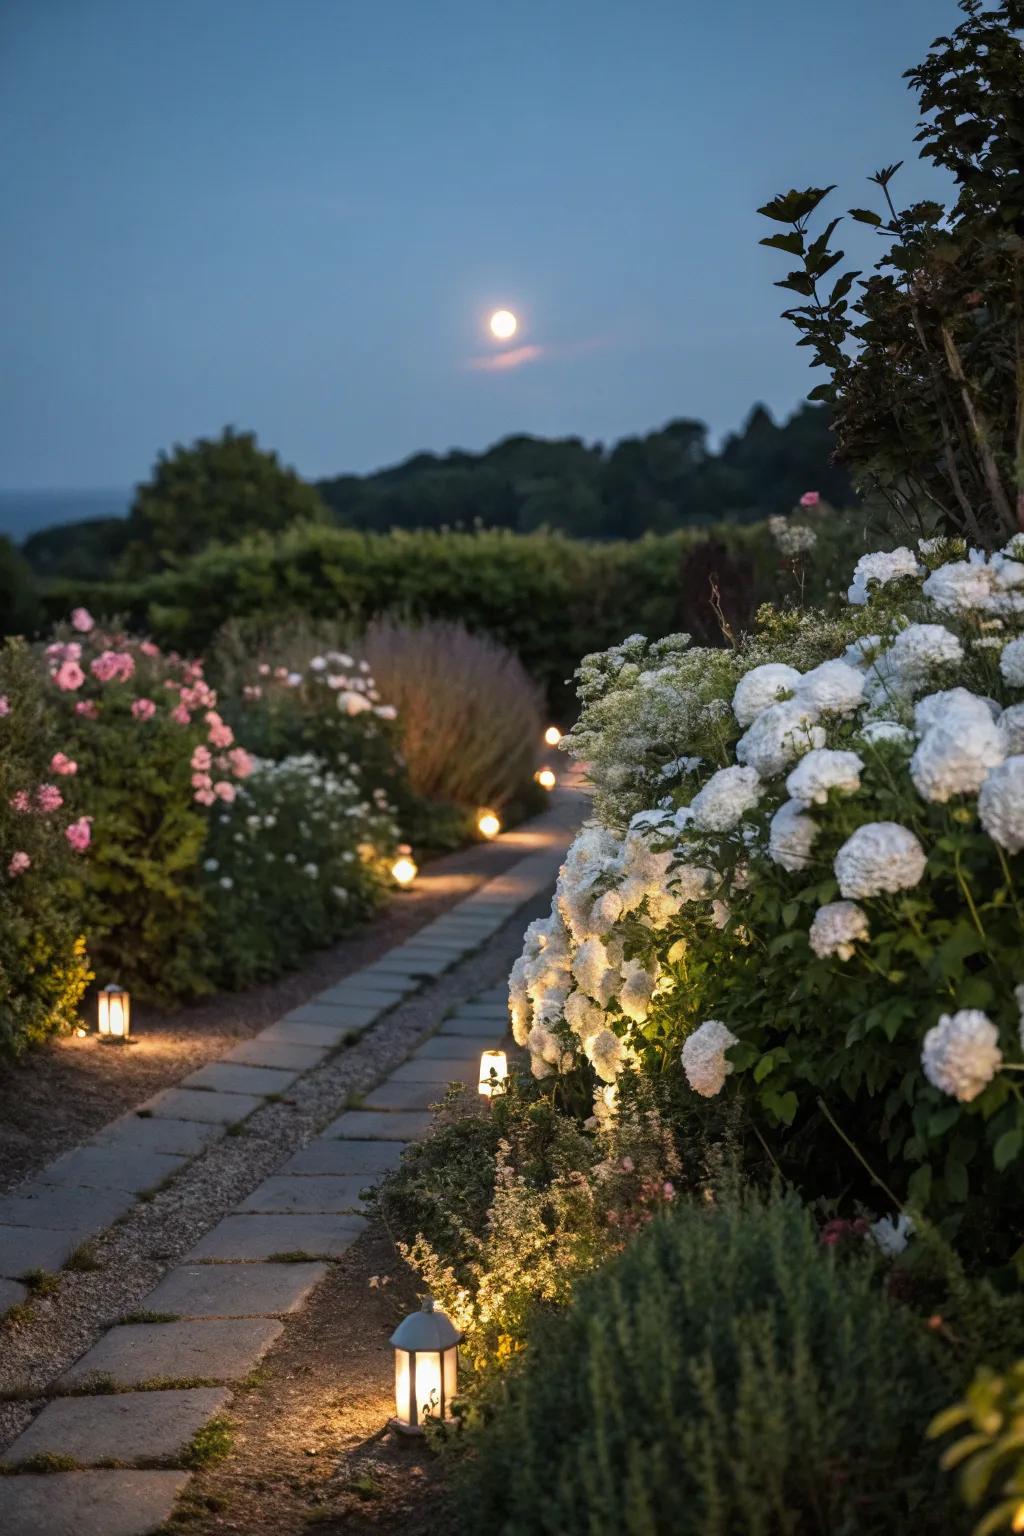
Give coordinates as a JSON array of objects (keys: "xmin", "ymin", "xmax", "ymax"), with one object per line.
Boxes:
[
  {"xmin": 808, "ymin": 900, "xmax": 869, "ymax": 961},
  {"xmin": 921, "ymin": 1010, "xmax": 1003, "ymax": 1102},
  {"xmin": 681, "ymin": 1018, "xmax": 737, "ymax": 1097},
  {"xmin": 768, "ymin": 515, "xmax": 817, "ymax": 557}
]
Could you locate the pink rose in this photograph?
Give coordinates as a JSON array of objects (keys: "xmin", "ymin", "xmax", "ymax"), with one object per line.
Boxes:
[
  {"xmin": 75, "ymin": 700, "xmax": 99, "ymax": 719},
  {"xmin": 170, "ymin": 704, "xmax": 191, "ymax": 726},
  {"xmin": 71, "ymin": 607, "xmax": 95, "ymax": 633},
  {"xmin": 50, "ymin": 753, "xmax": 78, "ymax": 776},
  {"xmin": 192, "ymin": 772, "xmax": 212, "ymax": 791},
  {"xmin": 213, "ymin": 780, "xmax": 236, "ymax": 803},
  {"xmin": 55, "ymin": 660, "xmax": 85, "ymax": 692},
  {"xmin": 7, "ymin": 851, "xmax": 31, "ymax": 877},
  {"xmin": 9, "ymin": 790, "xmax": 31, "ymax": 813},
  {"xmin": 91, "ymin": 650, "xmax": 135, "ymax": 684},
  {"xmin": 243, "ymin": 685, "xmax": 262, "ymax": 701},
  {"xmin": 194, "ymin": 787, "xmax": 216, "ymax": 806},
  {"xmin": 36, "ymin": 784, "xmax": 63, "ymax": 813},
  {"xmin": 191, "ymin": 745, "xmax": 212, "ymax": 772},
  {"xmin": 65, "ymin": 816, "xmax": 92, "ymax": 852},
  {"xmin": 131, "ymin": 698, "xmax": 157, "ymax": 721},
  {"xmin": 227, "ymin": 747, "xmax": 253, "ymax": 778},
  {"xmin": 0, "ymin": 696, "xmax": 9, "ymax": 717},
  {"xmin": 208, "ymin": 721, "xmax": 234, "ymax": 749},
  {"xmin": 799, "ymin": 490, "xmax": 821, "ymax": 508},
  {"xmin": 139, "ymin": 640, "xmax": 161, "ymax": 657},
  {"xmin": 257, "ymin": 663, "xmax": 271, "ymax": 676}
]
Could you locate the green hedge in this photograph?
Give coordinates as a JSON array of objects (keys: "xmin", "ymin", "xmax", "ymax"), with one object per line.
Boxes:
[{"xmin": 38, "ymin": 519, "xmax": 870, "ymax": 709}]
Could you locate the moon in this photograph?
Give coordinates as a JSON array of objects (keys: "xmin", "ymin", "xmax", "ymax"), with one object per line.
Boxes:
[{"xmin": 488, "ymin": 309, "xmax": 518, "ymax": 341}]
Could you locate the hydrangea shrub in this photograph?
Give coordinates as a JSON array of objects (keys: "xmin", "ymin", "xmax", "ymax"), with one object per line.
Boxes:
[{"xmin": 513, "ymin": 536, "xmax": 1024, "ymax": 1228}]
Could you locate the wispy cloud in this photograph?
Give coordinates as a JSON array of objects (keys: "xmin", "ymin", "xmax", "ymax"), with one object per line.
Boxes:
[{"xmin": 466, "ymin": 343, "xmax": 545, "ymax": 373}]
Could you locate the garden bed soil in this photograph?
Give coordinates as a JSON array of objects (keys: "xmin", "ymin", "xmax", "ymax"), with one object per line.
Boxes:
[
  {"xmin": 178, "ymin": 1222, "xmax": 453, "ymax": 1536},
  {"xmin": 0, "ymin": 813, "xmax": 565, "ymax": 1194}
]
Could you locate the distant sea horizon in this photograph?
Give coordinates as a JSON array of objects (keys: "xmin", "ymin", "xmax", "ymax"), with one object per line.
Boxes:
[{"xmin": 0, "ymin": 488, "xmax": 131, "ymax": 543}]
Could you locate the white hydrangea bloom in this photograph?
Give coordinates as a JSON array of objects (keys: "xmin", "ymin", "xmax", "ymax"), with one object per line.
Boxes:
[
  {"xmin": 794, "ymin": 660, "xmax": 866, "ymax": 716},
  {"xmin": 689, "ymin": 765, "xmax": 763, "ymax": 832},
  {"xmin": 859, "ymin": 719, "xmax": 914, "ymax": 748},
  {"xmin": 842, "ymin": 634, "xmax": 882, "ymax": 668},
  {"xmin": 587, "ymin": 1028, "xmax": 626, "ymax": 1083},
  {"xmin": 786, "ymin": 748, "xmax": 864, "ymax": 805},
  {"xmin": 913, "ymin": 688, "xmax": 998, "ymax": 734},
  {"xmin": 564, "ymin": 988, "xmax": 605, "ymax": 1045},
  {"xmin": 870, "ymin": 1213, "xmax": 914, "ymax": 1257},
  {"xmin": 834, "ymin": 822, "xmax": 927, "ymax": 898},
  {"xmin": 910, "ymin": 715, "xmax": 1004, "ymax": 803},
  {"xmin": 809, "ymin": 900, "xmax": 869, "ymax": 960},
  {"xmin": 998, "ymin": 704, "xmax": 1024, "ymax": 756},
  {"xmin": 508, "ymin": 954, "xmax": 531, "ymax": 1046},
  {"xmin": 1000, "ymin": 637, "xmax": 1024, "ymax": 687},
  {"xmin": 886, "ymin": 624, "xmax": 965, "ymax": 682},
  {"xmin": 572, "ymin": 936, "xmax": 621, "ymax": 1004},
  {"xmin": 768, "ymin": 798, "xmax": 818, "ymax": 873},
  {"xmin": 591, "ymin": 889, "xmax": 624, "ymax": 929},
  {"xmin": 979, "ymin": 757, "xmax": 1024, "ymax": 852},
  {"xmin": 681, "ymin": 1018, "xmax": 738, "ymax": 1098},
  {"xmin": 921, "ymin": 559, "xmax": 997, "ymax": 614},
  {"xmin": 555, "ymin": 825, "xmax": 624, "ymax": 944},
  {"xmin": 590, "ymin": 1083, "xmax": 618, "ymax": 1127},
  {"xmin": 847, "ymin": 547, "xmax": 920, "ymax": 605},
  {"xmin": 732, "ymin": 663, "xmax": 801, "ymax": 727},
  {"xmin": 619, "ymin": 957, "xmax": 660, "ymax": 1023},
  {"xmin": 735, "ymin": 699, "xmax": 826, "ymax": 778},
  {"xmin": 921, "ymin": 1010, "xmax": 1002, "ymax": 1102}
]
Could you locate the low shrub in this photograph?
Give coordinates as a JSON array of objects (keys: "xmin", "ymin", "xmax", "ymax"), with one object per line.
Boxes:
[
  {"xmin": 360, "ymin": 617, "xmax": 543, "ymax": 810},
  {"xmin": 454, "ymin": 1189, "xmax": 960, "ymax": 1536},
  {"xmin": 0, "ymin": 639, "xmax": 91, "ymax": 1058},
  {"xmin": 199, "ymin": 751, "xmax": 398, "ymax": 989}
]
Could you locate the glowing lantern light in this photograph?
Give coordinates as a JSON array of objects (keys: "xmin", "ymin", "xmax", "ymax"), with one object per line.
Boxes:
[
  {"xmin": 391, "ymin": 844, "xmax": 418, "ymax": 887},
  {"xmin": 478, "ymin": 1049, "xmax": 508, "ymax": 1098},
  {"xmin": 544, "ymin": 725, "xmax": 562, "ymax": 747},
  {"xmin": 477, "ymin": 810, "xmax": 501, "ymax": 839},
  {"xmin": 97, "ymin": 983, "xmax": 131, "ymax": 1043},
  {"xmin": 535, "ymin": 767, "xmax": 556, "ymax": 791},
  {"xmin": 390, "ymin": 1297, "xmax": 462, "ymax": 1433}
]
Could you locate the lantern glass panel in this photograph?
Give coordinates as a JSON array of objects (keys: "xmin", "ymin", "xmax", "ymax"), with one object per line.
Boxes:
[
  {"xmin": 98, "ymin": 987, "xmax": 130, "ymax": 1039},
  {"xmin": 478, "ymin": 1049, "xmax": 508, "ymax": 1097}
]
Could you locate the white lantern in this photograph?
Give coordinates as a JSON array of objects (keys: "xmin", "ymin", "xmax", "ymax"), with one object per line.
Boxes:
[
  {"xmin": 535, "ymin": 767, "xmax": 556, "ymax": 791},
  {"xmin": 391, "ymin": 854, "xmax": 418, "ymax": 887},
  {"xmin": 544, "ymin": 725, "xmax": 562, "ymax": 747},
  {"xmin": 390, "ymin": 1297, "xmax": 462, "ymax": 1433},
  {"xmin": 478, "ymin": 1049, "xmax": 508, "ymax": 1098},
  {"xmin": 477, "ymin": 809, "xmax": 501, "ymax": 839},
  {"xmin": 97, "ymin": 983, "xmax": 131, "ymax": 1042}
]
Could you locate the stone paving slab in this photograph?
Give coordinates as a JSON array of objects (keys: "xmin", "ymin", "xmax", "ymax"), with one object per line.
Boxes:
[
  {"xmin": 449, "ymin": 1002, "xmax": 511, "ymax": 1019},
  {"xmin": 143, "ymin": 1261, "xmax": 327, "ymax": 1318},
  {"xmin": 239, "ymin": 1174, "xmax": 369, "ymax": 1214},
  {"xmin": 259, "ymin": 1019, "xmax": 350, "ymax": 1047},
  {"xmin": 0, "ymin": 1468, "xmax": 191, "ymax": 1536},
  {"xmin": 185, "ymin": 1213, "xmax": 365, "ymax": 1262},
  {"xmin": 416, "ymin": 1033, "xmax": 499, "ymax": 1059},
  {"xmin": 362, "ymin": 1080, "xmax": 446, "ymax": 1112},
  {"xmin": 220, "ymin": 1039, "xmax": 328, "ymax": 1072},
  {"xmin": 141, "ymin": 1088, "xmax": 264, "ymax": 1125},
  {"xmin": 349, "ymin": 968, "xmax": 418, "ymax": 994},
  {"xmin": 368, "ymin": 953, "xmax": 449, "ymax": 977},
  {"xmin": 281, "ymin": 1001, "xmax": 383, "ymax": 1029},
  {"xmin": 37, "ymin": 1146, "xmax": 186, "ymax": 1195},
  {"xmin": 0, "ymin": 1276, "xmax": 28, "ymax": 1312},
  {"xmin": 441, "ymin": 1013, "xmax": 514, "ymax": 1037},
  {"xmin": 316, "ymin": 985, "xmax": 409, "ymax": 1007},
  {"xmin": 0, "ymin": 1183, "xmax": 133, "ymax": 1234},
  {"xmin": 391, "ymin": 1057, "xmax": 478, "ymax": 1084},
  {"xmin": 323, "ymin": 1109, "xmax": 433, "ymax": 1141},
  {"xmin": 281, "ymin": 1139, "xmax": 406, "ymax": 1176},
  {"xmin": 91, "ymin": 1114, "xmax": 224, "ymax": 1158},
  {"xmin": 58, "ymin": 1317, "xmax": 284, "ymax": 1388},
  {"xmin": 182, "ymin": 1062, "xmax": 299, "ymax": 1096},
  {"xmin": 2, "ymin": 1386, "xmax": 232, "ymax": 1467},
  {"xmin": 0, "ymin": 1224, "xmax": 90, "ymax": 1279}
]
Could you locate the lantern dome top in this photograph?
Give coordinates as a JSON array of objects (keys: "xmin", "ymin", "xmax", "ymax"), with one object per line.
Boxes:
[{"xmin": 390, "ymin": 1296, "xmax": 462, "ymax": 1351}]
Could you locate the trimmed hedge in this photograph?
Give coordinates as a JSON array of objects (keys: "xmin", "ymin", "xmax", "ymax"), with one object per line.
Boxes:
[{"xmin": 37, "ymin": 519, "xmax": 870, "ymax": 709}]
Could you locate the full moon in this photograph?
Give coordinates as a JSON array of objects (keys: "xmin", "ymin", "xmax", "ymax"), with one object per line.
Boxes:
[{"xmin": 488, "ymin": 309, "xmax": 518, "ymax": 341}]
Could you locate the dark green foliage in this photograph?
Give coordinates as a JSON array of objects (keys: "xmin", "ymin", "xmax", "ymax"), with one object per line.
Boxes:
[
  {"xmin": 119, "ymin": 425, "xmax": 329, "ymax": 575},
  {"xmin": 0, "ymin": 537, "xmax": 39, "ymax": 637},
  {"xmin": 456, "ymin": 1190, "xmax": 962, "ymax": 1536},
  {"xmin": 759, "ymin": 1, "xmax": 1024, "ymax": 545},
  {"xmin": 23, "ymin": 517, "xmax": 131, "ymax": 585}
]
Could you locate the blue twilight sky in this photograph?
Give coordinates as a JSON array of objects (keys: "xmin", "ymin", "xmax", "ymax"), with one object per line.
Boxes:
[{"xmin": 1, "ymin": 0, "xmax": 955, "ymax": 493}]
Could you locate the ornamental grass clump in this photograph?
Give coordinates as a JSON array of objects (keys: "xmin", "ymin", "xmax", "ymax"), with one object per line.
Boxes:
[
  {"xmin": 455, "ymin": 1189, "xmax": 957, "ymax": 1536},
  {"xmin": 521, "ymin": 535, "xmax": 1024, "ymax": 1236}
]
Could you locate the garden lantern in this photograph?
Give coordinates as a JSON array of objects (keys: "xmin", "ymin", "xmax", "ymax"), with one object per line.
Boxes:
[
  {"xmin": 97, "ymin": 982, "xmax": 131, "ymax": 1042},
  {"xmin": 544, "ymin": 725, "xmax": 562, "ymax": 747},
  {"xmin": 478, "ymin": 1048, "xmax": 508, "ymax": 1097},
  {"xmin": 477, "ymin": 809, "xmax": 501, "ymax": 839},
  {"xmin": 536, "ymin": 767, "xmax": 556, "ymax": 791},
  {"xmin": 391, "ymin": 847, "xmax": 418, "ymax": 887},
  {"xmin": 390, "ymin": 1297, "xmax": 462, "ymax": 1433}
]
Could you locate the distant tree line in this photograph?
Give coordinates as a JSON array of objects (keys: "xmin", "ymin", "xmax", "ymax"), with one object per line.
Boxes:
[{"xmin": 19, "ymin": 403, "xmax": 851, "ymax": 583}]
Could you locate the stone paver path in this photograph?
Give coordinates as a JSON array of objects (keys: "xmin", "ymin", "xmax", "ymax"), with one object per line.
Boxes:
[{"xmin": 0, "ymin": 782, "xmax": 585, "ymax": 1534}]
